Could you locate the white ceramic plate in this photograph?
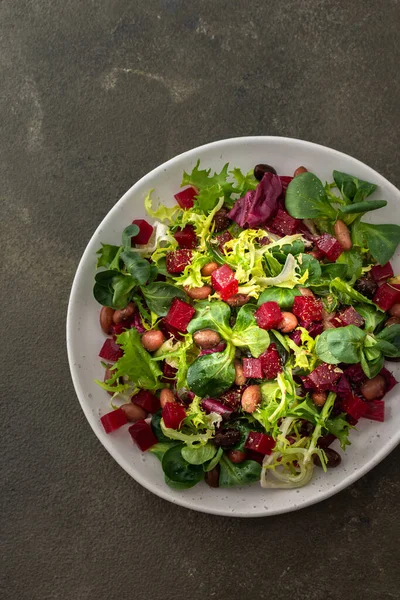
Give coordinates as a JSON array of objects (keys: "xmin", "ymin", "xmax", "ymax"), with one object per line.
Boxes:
[{"xmin": 67, "ymin": 136, "xmax": 400, "ymax": 517}]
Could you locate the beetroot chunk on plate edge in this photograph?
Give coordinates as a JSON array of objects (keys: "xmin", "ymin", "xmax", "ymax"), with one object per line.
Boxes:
[
  {"xmin": 373, "ymin": 283, "xmax": 400, "ymax": 311},
  {"xmin": 131, "ymin": 219, "xmax": 154, "ymax": 245},
  {"xmin": 99, "ymin": 338, "xmax": 123, "ymax": 361},
  {"xmin": 174, "ymin": 186, "xmax": 197, "ymax": 209},
  {"xmin": 129, "ymin": 420, "xmax": 158, "ymax": 451},
  {"xmin": 100, "ymin": 408, "xmax": 128, "ymax": 433}
]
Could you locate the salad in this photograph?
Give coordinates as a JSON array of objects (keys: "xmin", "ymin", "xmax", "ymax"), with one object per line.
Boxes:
[{"xmin": 93, "ymin": 160, "xmax": 400, "ymax": 490}]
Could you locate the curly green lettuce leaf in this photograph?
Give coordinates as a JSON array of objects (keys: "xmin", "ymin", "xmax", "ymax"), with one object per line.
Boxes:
[
  {"xmin": 172, "ymin": 251, "xmax": 211, "ymax": 288},
  {"xmin": 181, "ymin": 161, "xmax": 236, "ymax": 212},
  {"xmin": 145, "ymin": 189, "xmax": 181, "ymax": 223},
  {"xmin": 230, "ymin": 167, "xmax": 258, "ymax": 194}
]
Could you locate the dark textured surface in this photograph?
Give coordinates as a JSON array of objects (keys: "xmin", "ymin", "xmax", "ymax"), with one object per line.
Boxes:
[{"xmin": 1, "ymin": 1, "xmax": 400, "ymax": 599}]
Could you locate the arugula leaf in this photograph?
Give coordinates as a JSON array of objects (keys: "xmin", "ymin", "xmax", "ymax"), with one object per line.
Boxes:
[
  {"xmin": 333, "ymin": 170, "xmax": 377, "ymax": 202},
  {"xmin": 141, "ymin": 282, "xmax": 187, "ymax": 316},
  {"xmin": 356, "ymin": 222, "xmax": 400, "ymax": 265},
  {"xmin": 316, "ymin": 325, "xmax": 366, "ymax": 364},
  {"xmin": 181, "ymin": 161, "xmax": 236, "ymax": 212},
  {"xmin": 187, "ymin": 343, "xmax": 236, "ymax": 397},
  {"xmin": 219, "ymin": 455, "xmax": 261, "ymax": 487},
  {"xmin": 107, "ymin": 328, "xmax": 162, "ymax": 390},
  {"xmin": 230, "ymin": 167, "xmax": 258, "ymax": 194},
  {"xmin": 325, "ymin": 415, "xmax": 352, "ymax": 450},
  {"xmin": 257, "ymin": 287, "xmax": 301, "ymax": 309},
  {"xmin": 285, "ymin": 172, "xmax": 337, "ymax": 219}
]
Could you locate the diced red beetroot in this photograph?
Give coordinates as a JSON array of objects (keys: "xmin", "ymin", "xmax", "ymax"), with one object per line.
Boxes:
[
  {"xmin": 164, "ymin": 298, "xmax": 195, "ymax": 333},
  {"xmin": 337, "ymin": 374, "xmax": 352, "ymax": 399},
  {"xmin": 316, "ymin": 233, "xmax": 344, "ymax": 262},
  {"xmin": 269, "ymin": 207, "xmax": 301, "ymax": 236},
  {"xmin": 332, "ymin": 306, "xmax": 365, "ymax": 328},
  {"xmin": 371, "ymin": 262, "xmax": 393, "ymax": 282},
  {"xmin": 174, "ymin": 186, "xmax": 198, "ymax": 210},
  {"xmin": 131, "ymin": 219, "xmax": 154, "ymax": 245},
  {"xmin": 373, "ymin": 283, "xmax": 400, "ymax": 311},
  {"xmin": 279, "ymin": 176, "xmax": 293, "ymax": 193},
  {"xmin": 289, "ymin": 328, "xmax": 302, "ymax": 346},
  {"xmin": 304, "ymin": 363, "xmax": 343, "ymax": 392},
  {"xmin": 173, "ymin": 225, "xmax": 197, "ymax": 249},
  {"xmin": 300, "ymin": 320, "xmax": 323, "ymax": 338},
  {"xmin": 100, "ymin": 408, "xmax": 128, "ymax": 433},
  {"xmin": 132, "ymin": 390, "xmax": 160, "ymax": 414},
  {"xmin": 166, "ymin": 249, "xmax": 193, "ymax": 274},
  {"xmin": 242, "ymin": 358, "xmax": 263, "ymax": 379},
  {"xmin": 218, "ymin": 388, "xmax": 242, "ymax": 411},
  {"xmin": 99, "ymin": 338, "xmax": 123, "ymax": 361},
  {"xmin": 362, "ymin": 400, "xmax": 385, "ymax": 422},
  {"xmin": 216, "ymin": 231, "xmax": 233, "ymax": 254},
  {"xmin": 211, "ymin": 264, "xmax": 238, "ymax": 300},
  {"xmin": 199, "ymin": 342, "xmax": 226, "ymax": 356},
  {"xmin": 111, "ymin": 321, "xmax": 131, "ymax": 336},
  {"xmin": 260, "ymin": 344, "xmax": 282, "ymax": 380},
  {"xmin": 255, "ymin": 302, "xmax": 283, "ymax": 330},
  {"xmin": 344, "ymin": 364, "xmax": 367, "ymax": 386},
  {"xmin": 245, "ymin": 450, "xmax": 264, "ymax": 464},
  {"xmin": 317, "ymin": 433, "xmax": 337, "ymax": 448},
  {"xmin": 129, "ymin": 420, "xmax": 158, "ymax": 451},
  {"xmin": 245, "ymin": 431, "xmax": 275, "ymax": 455},
  {"xmin": 380, "ymin": 367, "xmax": 398, "ymax": 393},
  {"xmin": 158, "ymin": 318, "xmax": 184, "ymax": 341},
  {"xmin": 161, "ymin": 362, "xmax": 178, "ymax": 381},
  {"xmin": 162, "ymin": 402, "xmax": 187, "ymax": 429},
  {"xmin": 293, "ymin": 296, "xmax": 323, "ymax": 322},
  {"xmin": 339, "ymin": 394, "xmax": 368, "ymax": 420},
  {"xmin": 201, "ymin": 398, "xmax": 234, "ymax": 420}
]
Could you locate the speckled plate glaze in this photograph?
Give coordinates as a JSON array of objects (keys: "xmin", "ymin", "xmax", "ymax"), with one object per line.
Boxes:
[{"xmin": 67, "ymin": 137, "xmax": 400, "ymax": 517}]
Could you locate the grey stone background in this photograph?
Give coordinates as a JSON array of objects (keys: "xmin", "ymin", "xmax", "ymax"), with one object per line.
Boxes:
[{"xmin": 1, "ymin": 1, "xmax": 400, "ymax": 599}]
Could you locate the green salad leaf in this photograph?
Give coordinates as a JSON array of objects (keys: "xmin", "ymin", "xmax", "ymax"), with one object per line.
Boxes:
[
  {"xmin": 257, "ymin": 287, "xmax": 301, "ymax": 309},
  {"xmin": 187, "ymin": 343, "xmax": 236, "ymax": 397},
  {"xmin": 219, "ymin": 455, "xmax": 262, "ymax": 487},
  {"xmin": 285, "ymin": 172, "xmax": 337, "ymax": 220},
  {"xmin": 141, "ymin": 282, "xmax": 187, "ymax": 316},
  {"xmin": 333, "ymin": 170, "xmax": 377, "ymax": 203}
]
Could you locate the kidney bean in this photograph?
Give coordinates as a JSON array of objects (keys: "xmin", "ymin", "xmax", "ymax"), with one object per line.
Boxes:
[
  {"xmin": 120, "ymin": 403, "xmax": 147, "ymax": 422},
  {"xmin": 241, "ymin": 385, "xmax": 261, "ymax": 413},
  {"xmin": 100, "ymin": 307, "xmax": 115, "ymax": 334},
  {"xmin": 294, "ymin": 166, "xmax": 308, "ymax": 177},
  {"xmin": 389, "ymin": 303, "xmax": 400, "ymax": 318},
  {"xmin": 334, "ymin": 220, "xmax": 352, "ymax": 251},
  {"xmin": 234, "ymin": 359, "xmax": 246, "ymax": 386},
  {"xmin": 193, "ymin": 329, "xmax": 221, "ymax": 349},
  {"xmin": 361, "ymin": 375, "xmax": 386, "ymax": 400},
  {"xmin": 113, "ymin": 302, "xmax": 135, "ymax": 324},
  {"xmin": 277, "ymin": 312, "xmax": 298, "ymax": 333},
  {"xmin": 212, "ymin": 208, "xmax": 231, "ymax": 232},
  {"xmin": 160, "ymin": 388, "xmax": 176, "ymax": 408},
  {"xmin": 254, "ymin": 163, "xmax": 277, "ymax": 181},
  {"xmin": 227, "ymin": 449, "xmax": 246, "ymax": 464},
  {"xmin": 313, "ymin": 448, "xmax": 342, "ymax": 468},
  {"xmin": 141, "ymin": 330, "xmax": 165, "ymax": 352},
  {"xmin": 386, "ymin": 316, "xmax": 400, "ymax": 327},
  {"xmin": 311, "ymin": 391, "xmax": 327, "ymax": 407},
  {"xmin": 204, "ymin": 465, "xmax": 220, "ymax": 488},
  {"xmin": 184, "ymin": 285, "xmax": 212, "ymax": 300},
  {"xmin": 201, "ymin": 262, "xmax": 219, "ymax": 277},
  {"xmin": 213, "ymin": 428, "xmax": 241, "ymax": 449},
  {"xmin": 225, "ymin": 293, "xmax": 250, "ymax": 307}
]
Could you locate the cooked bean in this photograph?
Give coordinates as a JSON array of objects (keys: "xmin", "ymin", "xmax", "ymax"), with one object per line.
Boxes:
[
  {"xmin": 141, "ymin": 330, "xmax": 165, "ymax": 352},
  {"xmin": 225, "ymin": 293, "xmax": 250, "ymax": 307},
  {"xmin": 227, "ymin": 450, "xmax": 247, "ymax": 464},
  {"xmin": 322, "ymin": 309, "xmax": 336, "ymax": 330},
  {"xmin": 334, "ymin": 220, "xmax": 352, "ymax": 251},
  {"xmin": 234, "ymin": 360, "xmax": 246, "ymax": 386},
  {"xmin": 311, "ymin": 391, "xmax": 327, "ymax": 407},
  {"xmin": 354, "ymin": 276, "xmax": 377, "ymax": 299},
  {"xmin": 294, "ymin": 166, "xmax": 308, "ymax": 177},
  {"xmin": 193, "ymin": 329, "xmax": 221, "ymax": 349},
  {"xmin": 100, "ymin": 306, "xmax": 115, "ymax": 334},
  {"xmin": 160, "ymin": 388, "xmax": 176, "ymax": 408},
  {"xmin": 386, "ymin": 316, "xmax": 400, "ymax": 327},
  {"xmin": 214, "ymin": 428, "xmax": 241, "ymax": 449},
  {"xmin": 201, "ymin": 262, "xmax": 219, "ymax": 277},
  {"xmin": 313, "ymin": 448, "xmax": 341, "ymax": 468},
  {"xmin": 204, "ymin": 465, "xmax": 220, "ymax": 488},
  {"xmin": 298, "ymin": 287, "xmax": 315, "ymax": 298},
  {"xmin": 361, "ymin": 375, "xmax": 386, "ymax": 400},
  {"xmin": 120, "ymin": 403, "xmax": 147, "ymax": 422},
  {"xmin": 212, "ymin": 208, "xmax": 231, "ymax": 232},
  {"xmin": 254, "ymin": 163, "xmax": 277, "ymax": 181},
  {"xmin": 389, "ymin": 303, "xmax": 400, "ymax": 318},
  {"xmin": 241, "ymin": 385, "xmax": 261, "ymax": 413},
  {"xmin": 278, "ymin": 311, "xmax": 298, "ymax": 333},
  {"xmin": 113, "ymin": 302, "xmax": 135, "ymax": 324},
  {"xmin": 184, "ymin": 285, "xmax": 212, "ymax": 300}
]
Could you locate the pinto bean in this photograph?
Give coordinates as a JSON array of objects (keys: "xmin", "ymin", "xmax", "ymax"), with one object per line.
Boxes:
[
  {"xmin": 278, "ymin": 312, "xmax": 298, "ymax": 333},
  {"xmin": 204, "ymin": 465, "xmax": 220, "ymax": 488},
  {"xmin": 160, "ymin": 388, "xmax": 176, "ymax": 408},
  {"xmin": 225, "ymin": 294, "xmax": 250, "ymax": 307},
  {"xmin": 313, "ymin": 448, "xmax": 341, "ymax": 468},
  {"xmin": 193, "ymin": 329, "xmax": 221, "ymax": 349},
  {"xmin": 141, "ymin": 330, "xmax": 165, "ymax": 352},
  {"xmin": 334, "ymin": 220, "xmax": 352, "ymax": 251},
  {"xmin": 389, "ymin": 303, "xmax": 400, "ymax": 318},
  {"xmin": 100, "ymin": 307, "xmax": 115, "ymax": 334},
  {"xmin": 241, "ymin": 385, "xmax": 261, "ymax": 413},
  {"xmin": 184, "ymin": 285, "xmax": 212, "ymax": 300},
  {"xmin": 361, "ymin": 375, "xmax": 386, "ymax": 400},
  {"xmin": 298, "ymin": 287, "xmax": 315, "ymax": 298},
  {"xmin": 120, "ymin": 403, "xmax": 147, "ymax": 422},
  {"xmin": 234, "ymin": 360, "xmax": 246, "ymax": 386},
  {"xmin": 294, "ymin": 166, "xmax": 308, "ymax": 177},
  {"xmin": 201, "ymin": 262, "xmax": 219, "ymax": 277},
  {"xmin": 254, "ymin": 164, "xmax": 277, "ymax": 181},
  {"xmin": 311, "ymin": 391, "xmax": 327, "ymax": 407},
  {"xmin": 113, "ymin": 302, "xmax": 135, "ymax": 324},
  {"xmin": 386, "ymin": 316, "xmax": 400, "ymax": 327},
  {"xmin": 227, "ymin": 450, "xmax": 247, "ymax": 464}
]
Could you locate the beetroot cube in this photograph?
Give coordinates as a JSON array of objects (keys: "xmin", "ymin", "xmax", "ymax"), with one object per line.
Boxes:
[
  {"xmin": 371, "ymin": 262, "xmax": 393, "ymax": 282},
  {"xmin": 373, "ymin": 283, "xmax": 400, "ymax": 311},
  {"xmin": 162, "ymin": 362, "xmax": 178, "ymax": 381},
  {"xmin": 174, "ymin": 225, "xmax": 197, "ymax": 249},
  {"xmin": 289, "ymin": 329, "xmax": 302, "ymax": 346},
  {"xmin": 333, "ymin": 306, "xmax": 364, "ymax": 328},
  {"xmin": 337, "ymin": 374, "xmax": 352, "ymax": 399},
  {"xmin": 255, "ymin": 302, "xmax": 283, "ymax": 330},
  {"xmin": 380, "ymin": 367, "xmax": 398, "ymax": 393},
  {"xmin": 164, "ymin": 298, "xmax": 195, "ymax": 333},
  {"xmin": 174, "ymin": 186, "xmax": 198, "ymax": 209},
  {"xmin": 339, "ymin": 394, "xmax": 368, "ymax": 420},
  {"xmin": 269, "ymin": 208, "xmax": 301, "ymax": 236},
  {"xmin": 218, "ymin": 388, "xmax": 242, "ymax": 411},
  {"xmin": 162, "ymin": 402, "xmax": 187, "ymax": 429},
  {"xmin": 316, "ymin": 233, "xmax": 344, "ymax": 261},
  {"xmin": 279, "ymin": 175, "xmax": 293, "ymax": 193},
  {"xmin": 304, "ymin": 363, "xmax": 342, "ymax": 391},
  {"xmin": 260, "ymin": 344, "xmax": 282, "ymax": 380},
  {"xmin": 245, "ymin": 450, "xmax": 264, "ymax": 464},
  {"xmin": 211, "ymin": 264, "xmax": 238, "ymax": 300},
  {"xmin": 242, "ymin": 358, "xmax": 263, "ymax": 379},
  {"xmin": 99, "ymin": 338, "xmax": 123, "ymax": 361},
  {"xmin": 300, "ymin": 320, "xmax": 323, "ymax": 338},
  {"xmin": 292, "ymin": 296, "xmax": 323, "ymax": 322},
  {"xmin": 362, "ymin": 400, "xmax": 385, "ymax": 422},
  {"xmin": 129, "ymin": 420, "xmax": 158, "ymax": 451},
  {"xmin": 216, "ymin": 231, "xmax": 233, "ymax": 254},
  {"xmin": 132, "ymin": 390, "xmax": 160, "ymax": 414},
  {"xmin": 245, "ymin": 431, "xmax": 275, "ymax": 455},
  {"xmin": 131, "ymin": 219, "xmax": 154, "ymax": 245},
  {"xmin": 166, "ymin": 249, "xmax": 193, "ymax": 274},
  {"xmin": 100, "ymin": 408, "xmax": 128, "ymax": 433},
  {"xmin": 201, "ymin": 398, "xmax": 234, "ymax": 420}
]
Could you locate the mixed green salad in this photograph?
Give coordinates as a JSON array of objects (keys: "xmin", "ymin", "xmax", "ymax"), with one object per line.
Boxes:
[{"xmin": 94, "ymin": 160, "xmax": 400, "ymax": 490}]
